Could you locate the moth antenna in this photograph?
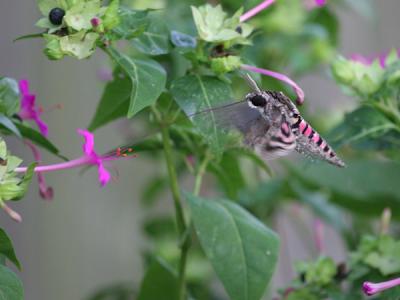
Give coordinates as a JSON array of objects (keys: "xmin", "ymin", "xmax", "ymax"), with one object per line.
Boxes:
[{"xmin": 243, "ymin": 73, "xmax": 262, "ymax": 93}]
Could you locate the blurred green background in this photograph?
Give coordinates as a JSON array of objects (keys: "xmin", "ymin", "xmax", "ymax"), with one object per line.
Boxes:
[{"xmin": 0, "ymin": 0, "xmax": 399, "ymax": 299}]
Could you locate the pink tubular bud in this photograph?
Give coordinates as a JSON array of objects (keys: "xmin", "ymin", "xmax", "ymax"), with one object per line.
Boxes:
[{"xmin": 91, "ymin": 17, "xmax": 101, "ymax": 27}]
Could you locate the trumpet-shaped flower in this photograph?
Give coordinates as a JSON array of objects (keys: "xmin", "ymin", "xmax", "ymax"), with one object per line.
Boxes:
[
  {"xmin": 18, "ymin": 79, "xmax": 49, "ymax": 136},
  {"xmin": 15, "ymin": 129, "xmax": 134, "ymax": 187},
  {"xmin": 363, "ymin": 278, "xmax": 400, "ymax": 296},
  {"xmin": 241, "ymin": 64, "xmax": 305, "ymax": 105}
]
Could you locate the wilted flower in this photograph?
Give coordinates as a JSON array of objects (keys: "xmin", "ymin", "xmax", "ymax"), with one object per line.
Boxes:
[
  {"xmin": 18, "ymin": 79, "xmax": 49, "ymax": 136},
  {"xmin": 363, "ymin": 278, "xmax": 400, "ymax": 296},
  {"xmin": 25, "ymin": 141, "xmax": 54, "ymax": 200}
]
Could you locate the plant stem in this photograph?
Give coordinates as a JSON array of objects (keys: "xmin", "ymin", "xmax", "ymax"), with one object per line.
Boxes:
[
  {"xmin": 193, "ymin": 153, "xmax": 211, "ymax": 196},
  {"xmin": 160, "ymin": 125, "xmax": 187, "ymax": 300}
]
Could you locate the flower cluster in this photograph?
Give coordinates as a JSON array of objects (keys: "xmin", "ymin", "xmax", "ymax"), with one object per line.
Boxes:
[
  {"xmin": 36, "ymin": 0, "xmax": 120, "ymax": 60},
  {"xmin": 332, "ymin": 48, "xmax": 400, "ymax": 95}
]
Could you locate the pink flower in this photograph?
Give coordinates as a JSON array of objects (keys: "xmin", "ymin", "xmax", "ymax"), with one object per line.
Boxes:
[
  {"xmin": 77, "ymin": 129, "xmax": 111, "ymax": 186},
  {"xmin": 350, "ymin": 49, "xmax": 400, "ymax": 68},
  {"xmin": 315, "ymin": 0, "xmax": 327, "ymax": 6},
  {"xmin": 15, "ymin": 129, "xmax": 135, "ymax": 187},
  {"xmin": 241, "ymin": 64, "xmax": 305, "ymax": 105},
  {"xmin": 25, "ymin": 140, "xmax": 54, "ymax": 200},
  {"xmin": 18, "ymin": 79, "xmax": 49, "ymax": 137},
  {"xmin": 240, "ymin": 0, "xmax": 275, "ymax": 23},
  {"xmin": 363, "ymin": 278, "xmax": 400, "ymax": 296}
]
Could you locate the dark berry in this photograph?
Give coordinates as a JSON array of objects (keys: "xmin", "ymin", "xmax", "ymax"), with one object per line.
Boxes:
[{"xmin": 49, "ymin": 8, "xmax": 65, "ymax": 25}]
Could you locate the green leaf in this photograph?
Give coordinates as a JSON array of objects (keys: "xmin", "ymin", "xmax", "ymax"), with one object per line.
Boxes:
[
  {"xmin": 186, "ymin": 193, "xmax": 280, "ymax": 300},
  {"xmin": 329, "ymin": 107, "xmax": 400, "ymax": 151},
  {"xmin": 131, "ymin": 12, "xmax": 170, "ymax": 56},
  {"xmin": 0, "ymin": 77, "xmax": 20, "ymax": 117},
  {"xmin": 16, "ymin": 123, "xmax": 64, "ymax": 158},
  {"xmin": 137, "ymin": 258, "xmax": 178, "ymax": 300},
  {"xmin": 102, "ymin": 0, "xmax": 120, "ymax": 30},
  {"xmin": 85, "ymin": 283, "xmax": 135, "ymax": 300},
  {"xmin": 170, "ymin": 75, "xmax": 235, "ymax": 155},
  {"xmin": 0, "ymin": 114, "xmax": 21, "ymax": 138},
  {"xmin": 0, "ymin": 265, "xmax": 23, "ymax": 300},
  {"xmin": 287, "ymin": 160, "xmax": 400, "ymax": 218},
  {"xmin": 112, "ymin": 7, "xmax": 149, "ymax": 40},
  {"xmin": 88, "ymin": 69, "xmax": 130, "ymax": 131},
  {"xmin": 107, "ymin": 47, "xmax": 167, "ymax": 118},
  {"xmin": 0, "ymin": 229, "xmax": 21, "ymax": 270}
]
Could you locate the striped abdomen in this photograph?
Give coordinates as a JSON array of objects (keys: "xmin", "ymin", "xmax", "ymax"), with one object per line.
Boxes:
[{"xmin": 291, "ymin": 115, "xmax": 345, "ymax": 167}]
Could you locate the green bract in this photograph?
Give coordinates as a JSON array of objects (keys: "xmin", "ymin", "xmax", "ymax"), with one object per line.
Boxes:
[
  {"xmin": 60, "ymin": 31, "xmax": 99, "ymax": 59},
  {"xmin": 0, "ymin": 139, "xmax": 35, "ymax": 204},
  {"xmin": 295, "ymin": 256, "xmax": 337, "ymax": 286},
  {"xmin": 332, "ymin": 56, "xmax": 384, "ymax": 95},
  {"xmin": 64, "ymin": 0, "xmax": 101, "ymax": 31},
  {"xmin": 211, "ymin": 55, "xmax": 242, "ymax": 75},
  {"xmin": 191, "ymin": 4, "xmax": 253, "ymax": 47},
  {"xmin": 36, "ymin": 0, "xmax": 120, "ymax": 60}
]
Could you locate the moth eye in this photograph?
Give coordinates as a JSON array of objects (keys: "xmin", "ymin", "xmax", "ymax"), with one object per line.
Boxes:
[{"xmin": 249, "ymin": 95, "xmax": 267, "ymax": 107}]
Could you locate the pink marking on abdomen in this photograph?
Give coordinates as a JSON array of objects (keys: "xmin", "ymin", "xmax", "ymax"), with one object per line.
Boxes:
[
  {"xmin": 299, "ymin": 120, "xmax": 307, "ymax": 133},
  {"xmin": 312, "ymin": 133, "xmax": 320, "ymax": 143},
  {"xmin": 281, "ymin": 122, "xmax": 290, "ymax": 135},
  {"xmin": 304, "ymin": 126, "xmax": 312, "ymax": 136},
  {"xmin": 320, "ymin": 141, "xmax": 326, "ymax": 149}
]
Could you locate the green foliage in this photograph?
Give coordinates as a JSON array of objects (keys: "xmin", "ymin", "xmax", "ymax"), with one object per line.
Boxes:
[
  {"xmin": 351, "ymin": 235, "xmax": 400, "ymax": 276},
  {"xmin": 0, "ymin": 264, "xmax": 24, "ymax": 300},
  {"xmin": 131, "ymin": 11, "xmax": 170, "ymax": 56},
  {"xmin": 106, "ymin": 46, "xmax": 167, "ymax": 118},
  {"xmin": 137, "ymin": 258, "xmax": 178, "ymax": 300},
  {"xmin": 5, "ymin": 1, "xmax": 400, "ymax": 299},
  {"xmin": 0, "ymin": 228, "xmax": 21, "ymax": 270},
  {"xmin": 0, "ymin": 139, "xmax": 35, "ymax": 203},
  {"xmin": 296, "ymin": 256, "xmax": 337, "ymax": 286},
  {"xmin": 0, "ymin": 78, "xmax": 20, "ymax": 117},
  {"xmin": 187, "ymin": 193, "xmax": 279, "ymax": 300}
]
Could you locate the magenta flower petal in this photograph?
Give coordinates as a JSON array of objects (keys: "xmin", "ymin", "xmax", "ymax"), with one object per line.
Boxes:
[
  {"xmin": 241, "ymin": 64, "xmax": 305, "ymax": 105},
  {"xmin": 77, "ymin": 129, "xmax": 95, "ymax": 155},
  {"xmin": 97, "ymin": 161, "xmax": 111, "ymax": 186},
  {"xmin": 315, "ymin": 0, "xmax": 326, "ymax": 6},
  {"xmin": 18, "ymin": 79, "xmax": 49, "ymax": 137},
  {"xmin": 363, "ymin": 278, "xmax": 400, "ymax": 296},
  {"xmin": 18, "ymin": 79, "xmax": 30, "ymax": 95}
]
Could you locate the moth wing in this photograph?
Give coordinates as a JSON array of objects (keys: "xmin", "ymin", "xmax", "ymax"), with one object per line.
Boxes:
[{"xmin": 189, "ymin": 100, "xmax": 263, "ymax": 134}]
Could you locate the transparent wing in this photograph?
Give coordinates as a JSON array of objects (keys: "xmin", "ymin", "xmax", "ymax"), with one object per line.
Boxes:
[{"xmin": 189, "ymin": 100, "xmax": 263, "ymax": 134}]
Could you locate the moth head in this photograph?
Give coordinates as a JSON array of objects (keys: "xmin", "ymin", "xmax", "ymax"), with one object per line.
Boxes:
[{"xmin": 246, "ymin": 92, "xmax": 269, "ymax": 111}]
